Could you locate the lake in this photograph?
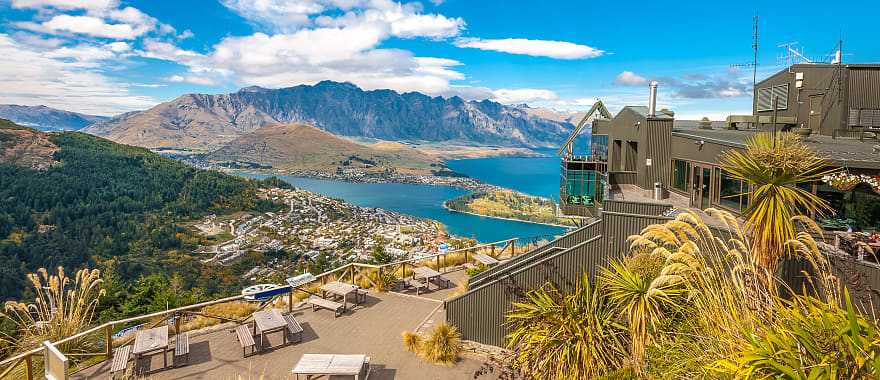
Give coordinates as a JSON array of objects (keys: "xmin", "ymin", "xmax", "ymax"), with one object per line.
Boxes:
[
  {"xmin": 447, "ymin": 152, "xmax": 561, "ymax": 200},
  {"xmin": 240, "ymin": 174, "xmax": 568, "ymax": 243}
]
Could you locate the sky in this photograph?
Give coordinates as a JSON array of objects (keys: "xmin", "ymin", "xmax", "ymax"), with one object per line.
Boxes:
[{"xmin": 0, "ymin": 0, "xmax": 878, "ymax": 119}]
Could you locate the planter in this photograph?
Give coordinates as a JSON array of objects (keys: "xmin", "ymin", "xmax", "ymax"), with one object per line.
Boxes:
[{"xmin": 793, "ymin": 127, "xmax": 813, "ymax": 137}]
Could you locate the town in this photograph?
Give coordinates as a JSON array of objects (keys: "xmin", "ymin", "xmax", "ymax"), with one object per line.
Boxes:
[{"xmin": 191, "ymin": 187, "xmax": 462, "ymax": 280}]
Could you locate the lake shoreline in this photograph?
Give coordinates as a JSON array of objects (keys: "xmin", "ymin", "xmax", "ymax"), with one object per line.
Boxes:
[{"xmin": 441, "ymin": 201, "xmax": 574, "ymax": 228}]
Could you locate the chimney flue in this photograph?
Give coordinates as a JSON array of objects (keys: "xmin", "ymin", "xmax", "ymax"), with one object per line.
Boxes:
[{"xmin": 648, "ymin": 81, "xmax": 658, "ymax": 117}]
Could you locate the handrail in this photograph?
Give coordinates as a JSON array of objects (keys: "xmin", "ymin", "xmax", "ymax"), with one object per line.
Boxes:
[
  {"xmin": 0, "ymin": 237, "xmax": 519, "ymax": 369},
  {"xmin": 446, "ymin": 235, "xmax": 602, "ymax": 303}
]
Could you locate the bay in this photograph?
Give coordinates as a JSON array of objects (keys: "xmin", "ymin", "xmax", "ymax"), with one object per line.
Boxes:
[
  {"xmin": 446, "ymin": 152, "xmax": 561, "ymax": 200},
  {"xmin": 239, "ymin": 174, "xmax": 568, "ymax": 243}
]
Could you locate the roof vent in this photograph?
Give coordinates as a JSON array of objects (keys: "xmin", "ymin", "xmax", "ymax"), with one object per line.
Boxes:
[{"xmin": 648, "ymin": 81, "xmax": 658, "ymax": 117}]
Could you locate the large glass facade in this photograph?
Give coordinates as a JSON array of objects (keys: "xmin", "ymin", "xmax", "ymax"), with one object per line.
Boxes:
[
  {"xmin": 591, "ymin": 134, "xmax": 608, "ymax": 161},
  {"xmin": 563, "ymin": 170, "xmax": 603, "ymax": 205},
  {"xmin": 816, "ymin": 183, "xmax": 880, "ymax": 231}
]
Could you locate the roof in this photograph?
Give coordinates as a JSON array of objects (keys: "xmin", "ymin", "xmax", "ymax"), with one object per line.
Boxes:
[
  {"xmin": 672, "ymin": 125, "xmax": 880, "ymax": 169},
  {"xmin": 625, "ymin": 106, "xmax": 674, "ymax": 119}
]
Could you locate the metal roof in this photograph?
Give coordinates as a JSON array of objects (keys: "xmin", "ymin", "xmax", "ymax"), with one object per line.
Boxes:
[
  {"xmin": 672, "ymin": 126, "xmax": 880, "ymax": 169},
  {"xmin": 625, "ymin": 105, "xmax": 674, "ymax": 119}
]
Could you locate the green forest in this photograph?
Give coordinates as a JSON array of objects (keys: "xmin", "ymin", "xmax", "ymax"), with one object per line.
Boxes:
[{"xmin": 0, "ymin": 126, "xmax": 289, "ymax": 314}]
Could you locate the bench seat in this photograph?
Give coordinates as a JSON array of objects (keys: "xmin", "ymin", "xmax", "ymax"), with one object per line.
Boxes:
[
  {"xmin": 174, "ymin": 332, "xmax": 190, "ymax": 366},
  {"xmin": 284, "ymin": 314, "xmax": 304, "ymax": 343},
  {"xmin": 234, "ymin": 325, "xmax": 256, "ymax": 357},
  {"xmin": 110, "ymin": 345, "xmax": 132, "ymax": 379},
  {"xmin": 308, "ymin": 297, "xmax": 344, "ymax": 317}
]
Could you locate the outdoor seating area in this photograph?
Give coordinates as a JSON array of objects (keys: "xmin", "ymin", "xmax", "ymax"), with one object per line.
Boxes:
[
  {"xmin": 73, "ymin": 278, "xmax": 485, "ymax": 380},
  {"xmin": 397, "ymin": 266, "xmax": 453, "ymax": 295},
  {"xmin": 835, "ymin": 231, "xmax": 880, "ymax": 262}
]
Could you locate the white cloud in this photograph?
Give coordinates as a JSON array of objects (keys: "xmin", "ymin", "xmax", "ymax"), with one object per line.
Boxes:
[
  {"xmin": 0, "ymin": 34, "xmax": 156, "ymax": 115},
  {"xmin": 491, "ymin": 88, "xmax": 559, "ymax": 104},
  {"xmin": 319, "ymin": 1, "xmax": 464, "ymax": 39},
  {"xmin": 106, "ymin": 41, "xmax": 130, "ymax": 52},
  {"xmin": 614, "ymin": 71, "xmax": 648, "ymax": 86},
  {"xmin": 10, "ymin": 0, "xmax": 118, "ymax": 11},
  {"xmin": 454, "ymin": 38, "xmax": 603, "ymax": 59},
  {"xmin": 166, "ymin": 75, "xmax": 217, "ymax": 86}
]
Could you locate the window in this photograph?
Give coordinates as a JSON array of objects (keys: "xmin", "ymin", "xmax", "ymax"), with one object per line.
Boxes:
[
  {"xmin": 672, "ymin": 159, "xmax": 689, "ymax": 192},
  {"xmin": 715, "ymin": 168, "xmax": 748, "ymax": 211},
  {"xmin": 591, "ymin": 134, "xmax": 608, "ymax": 161},
  {"xmin": 756, "ymin": 84, "xmax": 789, "ymax": 112}
]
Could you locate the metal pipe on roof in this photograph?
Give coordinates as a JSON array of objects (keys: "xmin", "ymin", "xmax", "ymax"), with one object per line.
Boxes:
[{"xmin": 648, "ymin": 81, "xmax": 658, "ymax": 117}]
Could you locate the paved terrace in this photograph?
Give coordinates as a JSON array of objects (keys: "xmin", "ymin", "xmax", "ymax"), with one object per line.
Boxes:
[{"xmin": 74, "ymin": 269, "xmax": 491, "ymax": 380}]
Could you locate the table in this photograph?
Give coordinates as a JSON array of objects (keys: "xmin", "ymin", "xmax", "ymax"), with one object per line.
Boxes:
[
  {"xmin": 292, "ymin": 354, "xmax": 368, "ymax": 380},
  {"xmin": 412, "ymin": 266, "xmax": 445, "ymax": 288},
  {"xmin": 321, "ymin": 282, "xmax": 359, "ymax": 311},
  {"xmin": 472, "ymin": 253, "xmax": 500, "ymax": 266},
  {"xmin": 132, "ymin": 325, "xmax": 169, "ymax": 371},
  {"xmin": 253, "ymin": 309, "xmax": 287, "ymax": 351}
]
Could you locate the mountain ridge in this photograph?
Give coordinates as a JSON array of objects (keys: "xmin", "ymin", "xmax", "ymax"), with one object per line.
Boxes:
[
  {"xmin": 83, "ymin": 81, "xmax": 574, "ymax": 150},
  {"xmin": 0, "ymin": 104, "xmax": 109, "ymax": 131}
]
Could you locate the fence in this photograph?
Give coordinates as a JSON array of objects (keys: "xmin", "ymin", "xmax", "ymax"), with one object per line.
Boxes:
[{"xmin": 0, "ymin": 238, "xmax": 518, "ymax": 379}]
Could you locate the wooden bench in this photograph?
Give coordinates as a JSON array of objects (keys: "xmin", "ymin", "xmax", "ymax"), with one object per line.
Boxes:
[
  {"xmin": 173, "ymin": 332, "xmax": 190, "ymax": 367},
  {"xmin": 308, "ymin": 297, "xmax": 344, "ymax": 317},
  {"xmin": 356, "ymin": 288, "xmax": 369, "ymax": 303},
  {"xmin": 234, "ymin": 325, "xmax": 256, "ymax": 357},
  {"xmin": 407, "ymin": 279, "xmax": 428, "ymax": 295},
  {"xmin": 284, "ymin": 314, "xmax": 304, "ymax": 343},
  {"xmin": 431, "ymin": 275, "xmax": 452, "ymax": 289},
  {"xmin": 109, "ymin": 345, "xmax": 132, "ymax": 380}
]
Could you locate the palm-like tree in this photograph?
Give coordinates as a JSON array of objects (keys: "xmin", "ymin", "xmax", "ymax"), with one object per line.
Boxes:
[
  {"xmin": 600, "ymin": 257, "xmax": 684, "ymax": 374},
  {"xmin": 505, "ymin": 274, "xmax": 628, "ymax": 380},
  {"xmin": 719, "ymin": 132, "xmax": 835, "ymax": 276}
]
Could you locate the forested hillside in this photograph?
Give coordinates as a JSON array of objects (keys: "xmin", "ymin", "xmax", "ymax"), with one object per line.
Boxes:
[{"xmin": 0, "ymin": 121, "xmax": 288, "ymax": 304}]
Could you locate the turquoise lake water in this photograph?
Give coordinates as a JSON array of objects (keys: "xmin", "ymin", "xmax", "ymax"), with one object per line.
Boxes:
[{"xmin": 241, "ymin": 154, "xmax": 569, "ymax": 242}]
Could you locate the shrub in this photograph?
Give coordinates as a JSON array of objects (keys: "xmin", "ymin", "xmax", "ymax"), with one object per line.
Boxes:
[
  {"xmin": 465, "ymin": 265, "xmax": 487, "ymax": 277},
  {"xmin": 421, "ymin": 324, "xmax": 462, "ymax": 365},
  {"xmin": 401, "ymin": 330, "xmax": 422, "ymax": 353}
]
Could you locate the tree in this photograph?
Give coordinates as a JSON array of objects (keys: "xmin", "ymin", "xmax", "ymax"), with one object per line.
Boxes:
[
  {"xmin": 719, "ymin": 132, "xmax": 836, "ymax": 276},
  {"xmin": 370, "ymin": 243, "xmax": 394, "ymax": 265}
]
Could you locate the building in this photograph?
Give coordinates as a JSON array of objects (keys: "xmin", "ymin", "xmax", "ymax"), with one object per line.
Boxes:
[{"xmin": 447, "ymin": 62, "xmax": 880, "ymax": 347}]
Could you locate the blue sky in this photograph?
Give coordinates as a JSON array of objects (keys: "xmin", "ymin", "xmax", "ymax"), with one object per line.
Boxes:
[{"xmin": 0, "ymin": 0, "xmax": 877, "ymax": 119}]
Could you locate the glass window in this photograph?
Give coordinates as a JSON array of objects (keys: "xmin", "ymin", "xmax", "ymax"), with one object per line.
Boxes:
[
  {"xmin": 672, "ymin": 159, "xmax": 689, "ymax": 192},
  {"xmin": 591, "ymin": 134, "xmax": 608, "ymax": 161},
  {"xmin": 718, "ymin": 170, "xmax": 744, "ymax": 210}
]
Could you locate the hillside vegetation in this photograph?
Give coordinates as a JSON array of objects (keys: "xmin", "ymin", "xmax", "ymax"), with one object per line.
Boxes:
[
  {"xmin": 446, "ymin": 189, "xmax": 577, "ymax": 226},
  {"xmin": 0, "ymin": 122, "xmax": 287, "ymax": 302}
]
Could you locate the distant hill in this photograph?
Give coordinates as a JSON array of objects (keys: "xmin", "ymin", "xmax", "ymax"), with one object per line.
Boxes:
[
  {"xmin": 83, "ymin": 81, "xmax": 573, "ymax": 150},
  {"xmin": 0, "ymin": 119, "xmax": 286, "ymax": 300},
  {"xmin": 515, "ymin": 104, "xmax": 587, "ymax": 125},
  {"xmin": 207, "ymin": 123, "xmax": 443, "ymax": 174},
  {"xmin": 0, "ymin": 104, "xmax": 108, "ymax": 131}
]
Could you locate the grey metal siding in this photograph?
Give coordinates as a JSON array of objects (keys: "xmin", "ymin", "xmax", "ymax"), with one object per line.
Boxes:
[
  {"xmin": 470, "ymin": 220, "xmax": 602, "ymax": 287},
  {"xmin": 849, "ymin": 68, "xmax": 880, "ymax": 109},
  {"xmin": 643, "ymin": 119, "xmax": 673, "ymax": 189},
  {"xmin": 446, "ymin": 209, "xmax": 673, "ymax": 347},
  {"xmin": 603, "ymin": 200, "xmax": 672, "ymax": 216}
]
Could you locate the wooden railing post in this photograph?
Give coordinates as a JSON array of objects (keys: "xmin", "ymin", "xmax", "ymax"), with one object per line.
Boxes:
[
  {"xmin": 288, "ymin": 289, "xmax": 294, "ymax": 313},
  {"xmin": 174, "ymin": 313, "xmax": 181, "ymax": 337},
  {"xmin": 24, "ymin": 354, "xmax": 33, "ymax": 380},
  {"xmin": 464, "ymin": 248, "xmax": 468, "ymax": 263},
  {"xmin": 104, "ymin": 324, "xmax": 112, "ymax": 358},
  {"xmin": 436, "ymin": 255, "xmax": 441, "ymax": 273},
  {"xmin": 491, "ymin": 244, "xmax": 495, "ymax": 257}
]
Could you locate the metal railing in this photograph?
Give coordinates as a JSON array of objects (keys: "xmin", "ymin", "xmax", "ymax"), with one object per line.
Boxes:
[{"xmin": 0, "ymin": 237, "xmax": 519, "ymax": 379}]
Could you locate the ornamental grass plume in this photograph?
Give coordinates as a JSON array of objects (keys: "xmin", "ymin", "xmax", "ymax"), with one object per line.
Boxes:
[{"xmin": 1, "ymin": 267, "xmax": 105, "ymax": 356}]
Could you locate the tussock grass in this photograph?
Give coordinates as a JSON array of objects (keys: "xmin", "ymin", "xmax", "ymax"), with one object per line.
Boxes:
[
  {"xmin": 179, "ymin": 301, "xmax": 259, "ymax": 332},
  {"xmin": 401, "ymin": 331, "xmax": 422, "ymax": 352},
  {"xmin": 421, "ymin": 324, "xmax": 462, "ymax": 366}
]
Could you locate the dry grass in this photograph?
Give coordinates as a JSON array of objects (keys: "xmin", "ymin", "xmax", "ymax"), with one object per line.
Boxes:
[
  {"xmin": 179, "ymin": 301, "xmax": 259, "ymax": 333},
  {"xmin": 401, "ymin": 330, "xmax": 422, "ymax": 353},
  {"xmin": 421, "ymin": 323, "xmax": 463, "ymax": 366}
]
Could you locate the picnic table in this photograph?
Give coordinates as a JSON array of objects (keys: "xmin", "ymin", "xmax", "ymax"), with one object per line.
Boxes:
[
  {"xmin": 253, "ymin": 309, "xmax": 288, "ymax": 352},
  {"xmin": 412, "ymin": 266, "xmax": 448, "ymax": 288},
  {"xmin": 472, "ymin": 253, "xmax": 500, "ymax": 266},
  {"xmin": 292, "ymin": 354, "xmax": 370, "ymax": 380},
  {"xmin": 132, "ymin": 325, "xmax": 169, "ymax": 371},
  {"xmin": 321, "ymin": 281, "xmax": 360, "ymax": 311}
]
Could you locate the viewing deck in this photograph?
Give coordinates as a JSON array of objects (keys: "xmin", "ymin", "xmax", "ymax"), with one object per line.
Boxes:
[{"xmin": 73, "ymin": 270, "xmax": 491, "ymax": 380}]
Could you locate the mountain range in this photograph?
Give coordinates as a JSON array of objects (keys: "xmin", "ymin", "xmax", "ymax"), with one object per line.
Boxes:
[
  {"xmin": 83, "ymin": 81, "xmax": 574, "ymax": 150},
  {"xmin": 0, "ymin": 104, "xmax": 108, "ymax": 131},
  {"xmin": 206, "ymin": 123, "xmax": 442, "ymax": 174}
]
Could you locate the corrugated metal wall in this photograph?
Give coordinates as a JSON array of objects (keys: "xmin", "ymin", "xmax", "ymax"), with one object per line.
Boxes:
[
  {"xmin": 446, "ymin": 204, "xmax": 673, "ymax": 347},
  {"xmin": 641, "ymin": 119, "xmax": 673, "ymax": 189},
  {"xmin": 849, "ymin": 68, "xmax": 880, "ymax": 109},
  {"xmin": 609, "ymin": 171, "xmax": 637, "ymax": 185},
  {"xmin": 603, "ymin": 200, "xmax": 672, "ymax": 216},
  {"xmin": 470, "ymin": 220, "xmax": 602, "ymax": 287}
]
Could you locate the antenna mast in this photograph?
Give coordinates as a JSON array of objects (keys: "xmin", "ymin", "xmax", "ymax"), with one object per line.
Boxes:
[{"xmin": 730, "ymin": 13, "xmax": 759, "ymax": 94}]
